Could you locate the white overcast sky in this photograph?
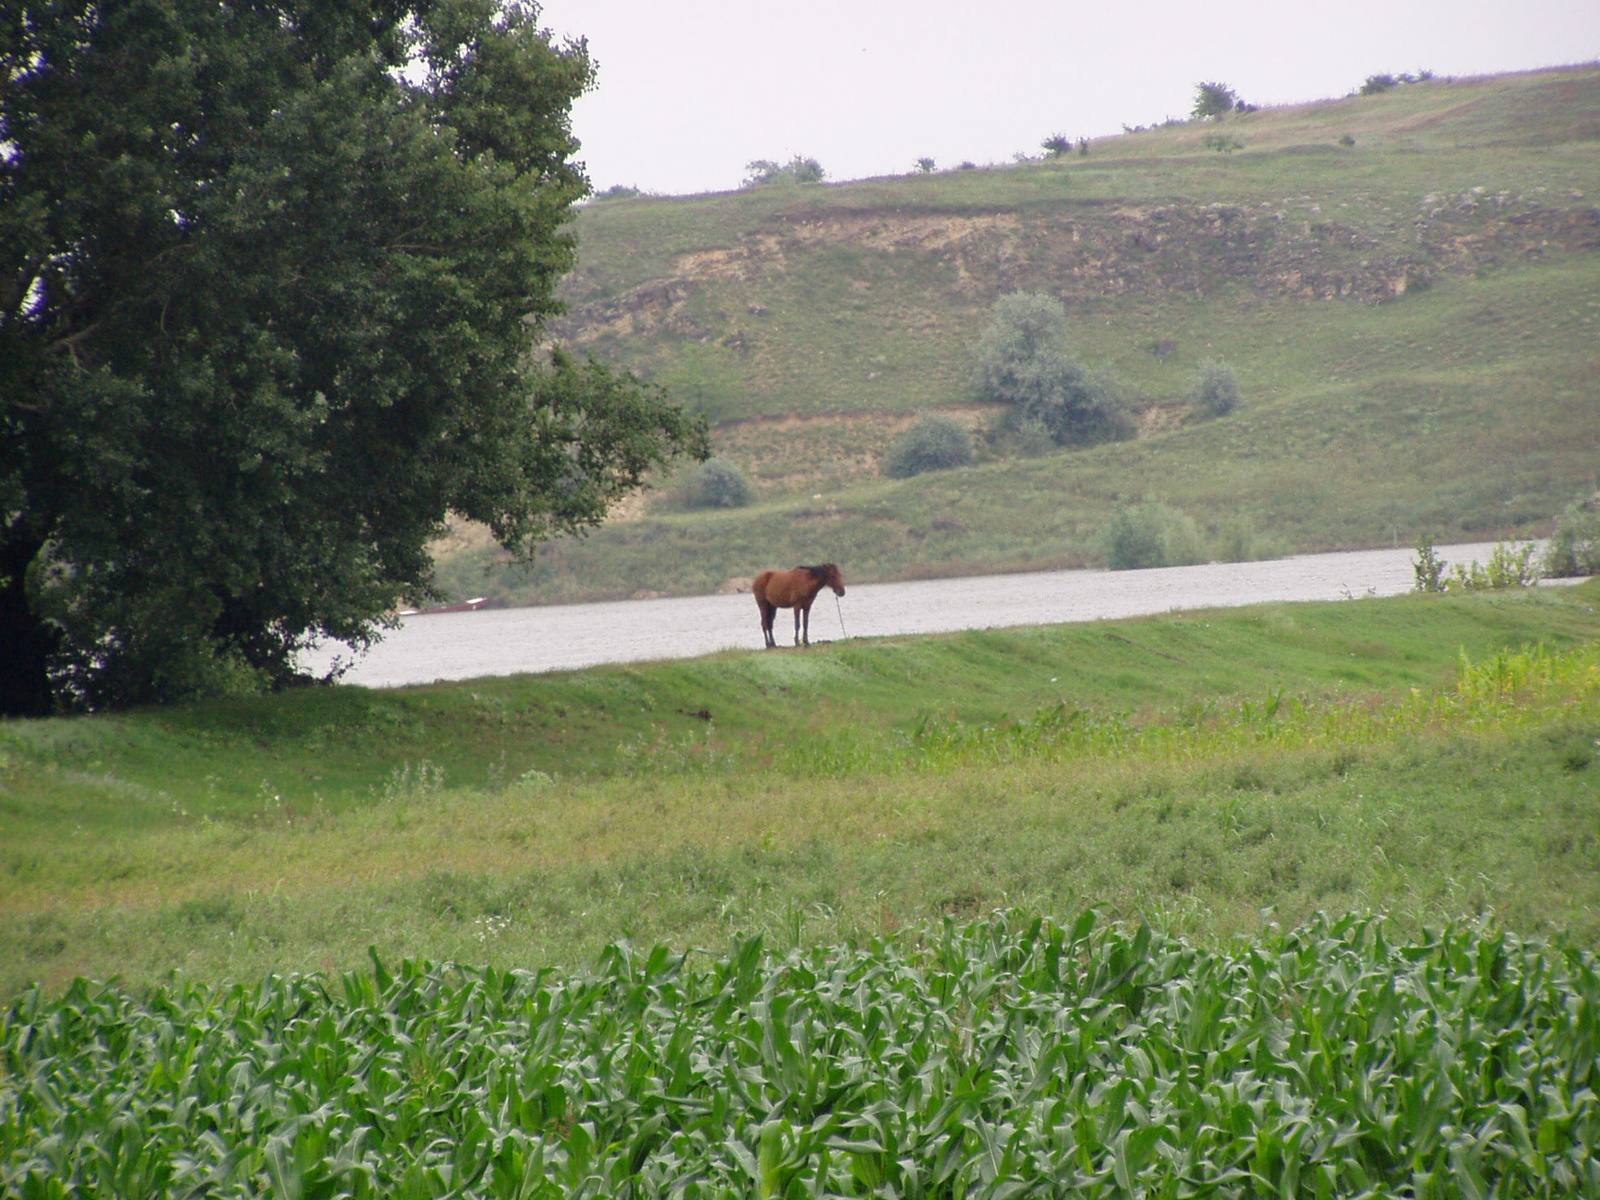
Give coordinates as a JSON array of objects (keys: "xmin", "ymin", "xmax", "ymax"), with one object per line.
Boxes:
[{"xmin": 532, "ymin": 0, "xmax": 1600, "ymax": 197}]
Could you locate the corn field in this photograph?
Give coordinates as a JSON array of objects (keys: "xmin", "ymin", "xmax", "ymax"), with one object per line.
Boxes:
[{"xmin": 4, "ymin": 910, "xmax": 1598, "ymax": 1198}]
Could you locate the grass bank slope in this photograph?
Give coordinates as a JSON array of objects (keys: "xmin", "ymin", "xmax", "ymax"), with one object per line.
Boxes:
[
  {"xmin": 437, "ymin": 66, "xmax": 1600, "ymax": 605},
  {"xmin": 2, "ymin": 581, "xmax": 1598, "ymax": 995}
]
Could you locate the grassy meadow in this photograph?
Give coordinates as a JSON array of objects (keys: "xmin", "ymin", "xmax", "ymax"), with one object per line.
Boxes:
[{"xmin": 4, "ymin": 580, "xmax": 1600, "ymax": 998}]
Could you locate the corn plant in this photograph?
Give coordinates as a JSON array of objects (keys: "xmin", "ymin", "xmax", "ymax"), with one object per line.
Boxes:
[{"xmin": 5, "ymin": 910, "xmax": 1599, "ymax": 1198}]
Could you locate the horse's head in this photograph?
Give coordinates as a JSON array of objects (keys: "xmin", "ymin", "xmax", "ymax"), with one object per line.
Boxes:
[{"xmin": 822, "ymin": 563, "xmax": 845, "ymax": 596}]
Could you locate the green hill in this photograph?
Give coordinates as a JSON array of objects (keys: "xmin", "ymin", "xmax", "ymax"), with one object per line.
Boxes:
[{"xmin": 436, "ymin": 65, "xmax": 1600, "ymax": 606}]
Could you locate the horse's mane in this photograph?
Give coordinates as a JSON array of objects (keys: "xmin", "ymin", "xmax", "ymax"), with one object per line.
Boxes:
[{"xmin": 797, "ymin": 563, "xmax": 833, "ymax": 581}]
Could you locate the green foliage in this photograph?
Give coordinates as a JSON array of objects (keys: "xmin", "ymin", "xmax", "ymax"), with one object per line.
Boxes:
[
  {"xmin": 1210, "ymin": 517, "xmax": 1279, "ymax": 563},
  {"xmin": 0, "ymin": 0, "xmax": 707, "ymax": 715},
  {"xmin": 593, "ymin": 184, "xmax": 642, "ymax": 201},
  {"xmin": 1041, "ymin": 133, "xmax": 1073, "ymax": 157},
  {"xmin": 743, "ymin": 156, "xmax": 826, "ymax": 187},
  {"xmin": 1362, "ymin": 73, "xmax": 1399, "ymax": 95},
  {"xmin": 1543, "ymin": 499, "xmax": 1600, "ymax": 577},
  {"xmin": 1192, "ymin": 80, "xmax": 1238, "ymax": 120},
  {"xmin": 884, "ymin": 416, "xmax": 973, "ymax": 478},
  {"xmin": 1446, "ymin": 541, "xmax": 1541, "ymax": 591},
  {"xmin": 1202, "ymin": 133, "xmax": 1244, "ymax": 155},
  {"xmin": 914, "ymin": 157, "xmax": 936, "ymax": 174},
  {"xmin": 975, "ymin": 292, "xmax": 1133, "ymax": 447},
  {"xmin": 1185, "ymin": 358, "xmax": 1241, "ymax": 416},
  {"xmin": 683, "ymin": 456, "xmax": 754, "ymax": 509},
  {"xmin": 1102, "ymin": 499, "xmax": 1208, "ymax": 569},
  {"xmin": 6, "ymin": 911, "xmax": 1599, "ymax": 1196},
  {"xmin": 1413, "ymin": 535, "xmax": 1448, "ymax": 592}
]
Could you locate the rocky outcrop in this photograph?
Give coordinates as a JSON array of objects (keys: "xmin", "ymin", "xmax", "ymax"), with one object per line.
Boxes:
[{"xmin": 551, "ymin": 196, "xmax": 1600, "ymax": 347}]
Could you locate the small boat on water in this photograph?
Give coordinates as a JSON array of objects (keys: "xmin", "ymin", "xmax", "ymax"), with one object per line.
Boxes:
[{"xmin": 397, "ymin": 597, "xmax": 489, "ymax": 617}]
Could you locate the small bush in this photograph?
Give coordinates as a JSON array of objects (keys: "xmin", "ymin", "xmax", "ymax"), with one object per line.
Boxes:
[
  {"xmin": 1003, "ymin": 416, "xmax": 1056, "ymax": 459},
  {"xmin": 683, "ymin": 457, "xmax": 754, "ymax": 509},
  {"xmin": 1102, "ymin": 500, "xmax": 1208, "ymax": 570},
  {"xmin": 1185, "ymin": 359, "xmax": 1240, "ymax": 417},
  {"xmin": 742, "ymin": 156, "xmax": 825, "ymax": 187},
  {"xmin": 1445, "ymin": 541, "xmax": 1540, "ymax": 591},
  {"xmin": 885, "ymin": 416, "xmax": 973, "ymax": 479},
  {"xmin": 1542, "ymin": 500, "xmax": 1600, "ymax": 577},
  {"xmin": 1211, "ymin": 518, "xmax": 1279, "ymax": 563},
  {"xmin": 1413, "ymin": 536, "xmax": 1447, "ymax": 592}
]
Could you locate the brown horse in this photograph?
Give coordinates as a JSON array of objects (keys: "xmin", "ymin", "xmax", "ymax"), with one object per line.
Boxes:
[{"xmin": 752, "ymin": 563, "xmax": 845, "ymax": 648}]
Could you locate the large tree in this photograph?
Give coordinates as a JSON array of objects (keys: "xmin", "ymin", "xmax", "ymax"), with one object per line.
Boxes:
[{"xmin": 1, "ymin": 0, "xmax": 708, "ymax": 714}]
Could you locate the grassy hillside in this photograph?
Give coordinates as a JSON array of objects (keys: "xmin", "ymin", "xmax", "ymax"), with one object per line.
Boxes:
[
  {"xmin": 4, "ymin": 580, "xmax": 1599, "ymax": 995},
  {"xmin": 434, "ymin": 66, "xmax": 1600, "ymax": 606}
]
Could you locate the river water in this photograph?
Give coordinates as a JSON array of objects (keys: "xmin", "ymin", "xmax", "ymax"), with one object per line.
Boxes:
[{"xmin": 298, "ymin": 541, "xmax": 1562, "ymax": 689}]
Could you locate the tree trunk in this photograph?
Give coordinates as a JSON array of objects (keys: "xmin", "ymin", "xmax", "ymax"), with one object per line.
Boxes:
[{"xmin": 0, "ymin": 528, "xmax": 59, "ymax": 717}]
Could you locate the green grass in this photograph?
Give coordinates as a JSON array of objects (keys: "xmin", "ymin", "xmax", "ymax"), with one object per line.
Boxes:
[{"xmin": 3, "ymin": 581, "xmax": 1599, "ymax": 996}]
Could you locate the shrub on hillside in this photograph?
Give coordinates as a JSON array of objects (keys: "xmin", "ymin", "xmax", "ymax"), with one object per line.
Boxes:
[
  {"xmin": 1543, "ymin": 500, "xmax": 1600, "ymax": 577},
  {"xmin": 683, "ymin": 457, "xmax": 754, "ymax": 509},
  {"xmin": 976, "ymin": 292, "xmax": 1133, "ymax": 448},
  {"xmin": 742, "ymin": 156, "xmax": 825, "ymax": 187},
  {"xmin": 885, "ymin": 416, "xmax": 973, "ymax": 478},
  {"xmin": 1001, "ymin": 416, "xmax": 1056, "ymax": 459},
  {"xmin": 1186, "ymin": 359, "xmax": 1240, "ymax": 417},
  {"xmin": 1192, "ymin": 81, "xmax": 1237, "ymax": 120},
  {"xmin": 1102, "ymin": 500, "xmax": 1208, "ymax": 570}
]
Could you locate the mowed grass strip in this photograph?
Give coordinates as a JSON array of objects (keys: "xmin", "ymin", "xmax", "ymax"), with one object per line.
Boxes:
[{"xmin": 1, "ymin": 583, "xmax": 1597, "ymax": 995}]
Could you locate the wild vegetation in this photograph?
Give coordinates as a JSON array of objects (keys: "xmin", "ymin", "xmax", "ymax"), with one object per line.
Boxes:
[
  {"xmin": 435, "ymin": 65, "xmax": 1600, "ymax": 609},
  {"xmin": 884, "ymin": 415, "xmax": 974, "ymax": 478}
]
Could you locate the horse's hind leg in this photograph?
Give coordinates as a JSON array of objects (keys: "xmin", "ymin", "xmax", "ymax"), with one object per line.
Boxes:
[
  {"xmin": 798, "ymin": 603, "xmax": 811, "ymax": 647},
  {"xmin": 758, "ymin": 600, "xmax": 776, "ymax": 648}
]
